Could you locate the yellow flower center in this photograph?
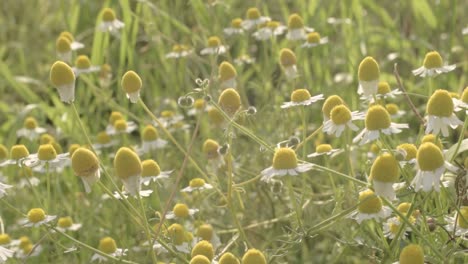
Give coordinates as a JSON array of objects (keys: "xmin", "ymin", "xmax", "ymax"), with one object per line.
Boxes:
[
  {"xmin": 56, "ymin": 36, "xmax": 71, "ymax": 53},
  {"xmin": 97, "ymin": 131, "xmax": 111, "ymax": 144},
  {"xmin": 203, "ymin": 139, "xmax": 220, "ymax": 159},
  {"xmin": 264, "ymin": 21, "xmax": 278, "ymax": 29},
  {"xmin": 98, "ymin": 237, "xmax": 117, "ymax": 254},
  {"xmin": 161, "ymin": 110, "xmax": 174, "ymax": 118},
  {"xmin": 358, "ymin": 56, "xmax": 380, "ymax": 82},
  {"xmin": 197, "ymin": 224, "xmax": 213, "ymax": 241},
  {"xmin": 207, "ymin": 36, "xmax": 221, "ymax": 47},
  {"xmin": 22, "ymin": 243, "xmax": 33, "ymax": 254},
  {"xmin": 219, "ymin": 62, "xmax": 237, "ymax": 82},
  {"xmin": 231, "ymin": 18, "xmax": 242, "ymax": 28},
  {"xmin": 457, "ymin": 207, "xmax": 468, "ymax": 229},
  {"xmin": 75, "ymin": 55, "xmax": 91, "ymax": 69},
  {"xmin": 192, "ymin": 240, "xmax": 214, "ymax": 260},
  {"xmin": 167, "ymin": 223, "xmax": 185, "ymax": 245},
  {"xmin": 370, "ymin": 153, "xmax": 399, "ymax": 182},
  {"xmin": 27, "ymin": 208, "xmax": 46, "ymax": 223},
  {"xmin": 121, "ymin": 70, "xmax": 142, "ymax": 93},
  {"xmin": 219, "ymin": 252, "xmax": 239, "ymax": 264},
  {"xmin": 358, "ymin": 189, "xmax": 382, "ymax": 214},
  {"xmin": 397, "ymin": 202, "xmax": 411, "ymax": 214},
  {"xmin": 40, "ymin": 134, "xmax": 55, "ymax": 145},
  {"xmin": 194, "ymin": 99, "xmax": 205, "ymax": 110},
  {"xmin": 68, "ymin": 144, "xmax": 80, "ymax": 156},
  {"xmin": 246, "ymin": 8, "xmax": 260, "ymax": 20},
  {"xmin": 399, "ymin": 244, "xmax": 424, "ymax": 264},
  {"xmin": 72, "ymin": 148, "xmax": 99, "ymax": 177},
  {"xmin": 306, "ymin": 32, "xmax": 321, "ymax": 43},
  {"xmin": 37, "ymin": 144, "xmax": 57, "ymax": 161},
  {"xmin": 18, "ymin": 236, "xmax": 31, "ymax": 249},
  {"xmin": 316, "ymin": 144, "xmax": 332, "ymax": 153},
  {"xmin": 290, "ymin": 89, "xmax": 311, "ymax": 103},
  {"xmin": 242, "ymin": 249, "xmax": 267, "ymax": 264},
  {"xmin": 385, "ymin": 104, "xmax": 399, "ymax": 115},
  {"xmin": 330, "ymin": 105, "xmax": 352, "ymax": 125},
  {"xmin": 272, "ymin": 148, "xmax": 297, "ymax": 170},
  {"xmin": 59, "ymin": 31, "xmax": 74, "ymax": 42},
  {"xmin": 109, "ymin": 111, "xmax": 124, "ymax": 125},
  {"xmin": 100, "ymin": 63, "xmax": 112, "ymax": 77},
  {"xmin": 50, "ymin": 61, "xmax": 75, "ymax": 87},
  {"xmin": 389, "ymin": 222, "xmax": 399, "ymax": 235},
  {"xmin": 377, "ymin": 81, "xmax": 391, "ymax": 94},
  {"xmin": 57, "ymin": 216, "xmax": 73, "ymax": 228},
  {"xmin": 426, "ymin": 89, "xmax": 453, "ymax": 117},
  {"xmin": 190, "ymin": 255, "xmax": 211, "ymax": 264},
  {"xmin": 52, "ymin": 142, "xmax": 63, "ymax": 154},
  {"xmin": 322, "ymin": 95, "xmax": 344, "ymax": 119},
  {"xmin": 114, "ymin": 147, "xmax": 142, "ymax": 179},
  {"xmin": 423, "ymin": 51, "xmax": 443, "ymax": 69},
  {"xmin": 208, "ymin": 108, "xmax": 224, "ymax": 126},
  {"xmin": 288, "ymin": 13, "xmax": 304, "ymax": 29},
  {"xmin": 0, "ymin": 234, "xmax": 11, "ymax": 245},
  {"xmin": 417, "ymin": 142, "xmax": 444, "ymax": 171},
  {"xmin": 190, "ymin": 178, "xmax": 206, "ymax": 188},
  {"xmin": 461, "ymin": 87, "xmax": 468, "ymax": 103},
  {"xmin": 369, "ymin": 143, "xmax": 380, "ymax": 154},
  {"xmin": 173, "ymin": 203, "xmax": 190, "ymax": 218},
  {"xmin": 397, "ymin": 143, "xmax": 417, "ymax": 161},
  {"xmin": 365, "ymin": 105, "xmax": 391, "ymax": 130},
  {"xmin": 101, "ymin": 8, "xmax": 116, "ymax": 22},
  {"xmin": 114, "ymin": 119, "xmax": 127, "ymax": 131},
  {"xmin": 218, "ymin": 88, "xmax": 241, "ymax": 115},
  {"xmin": 279, "ymin": 48, "xmax": 296, "ymax": 67},
  {"xmin": 421, "ymin": 134, "xmax": 443, "ymax": 150},
  {"xmin": 141, "ymin": 159, "xmax": 161, "ymax": 176}
]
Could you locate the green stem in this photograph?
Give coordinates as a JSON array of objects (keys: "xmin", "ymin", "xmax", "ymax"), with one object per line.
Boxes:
[
  {"xmin": 286, "ymin": 176, "xmax": 303, "ymax": 231},
  {"xmin": 137, "ymin": 193, "xmax": 158, "ymax": 263}
]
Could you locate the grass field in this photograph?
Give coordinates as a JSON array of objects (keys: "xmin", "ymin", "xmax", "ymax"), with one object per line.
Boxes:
[{"xmin": 0, "ymin": 0, "xmax": 467, "ymax": 263}]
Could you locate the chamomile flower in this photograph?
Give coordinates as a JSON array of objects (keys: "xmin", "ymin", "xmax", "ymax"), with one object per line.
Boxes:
[
  {"xmin": 279, "ymin": 48, "xmax": 298, "ymax": 79},
  {"xmin": 445, "ymin": 206, "xmax": 468, "ymax": 238},
  {"xmin": 261, "ymin": 147, "xmax": 314, "ymax": 183},
  {"xmin": 0, "ymin": 182, "xmax": 12, "ymax": 198},
  {"xmin": 112, "ymin": 189, "xmax": 153, "ymax": 200},
  {"xmin": 224, "ymin": 18, "xmax": 244, "ymax": 36},
  {"xmin": 166, "ymin": 44, "xmax": 193, "ymax": 59},
  {"xmin": 0, "ymin": 145, "xmax": 29, "ymax": 167},
  {"xmin": 386, "ymin": 104, "xmax": 406, "ymax": 119},
  {"xmin": 106, "ymin": 119, "xmax": 137, "ymax": 135},
  {"xmin": 357, "ymin": 56, "xmax": 380, "ymax": 98},
  {"xmin": 181, "ymin": 178, "xmax": 213, "ymax": 192},
  {"xmin": 241, "ymin": 249, "xmax": 267, "ymax": 264},
  {"xmin": 219, "ymin": 88, "xmax": 241, "ymax": 116},
  {"xmin": 396, "ymin": 143, "xmax": 417, "ymax": 164},
  {"xmin": 99, "ymin": 64, "xmax": 112, "ymax": 88},
  {"xmin": 59, "ymin": 31, "xmax": 84, "ymax": 51},
  {"xmin": 50, "ymin": 61, "xmax": 76, "ymax": 103},
  {"xmin": 98, "ymin": 8, "xmax": 125, "ymax": 34},
  {"xmin": 218, "ymin": 61, "xmax": 237, "ymax": 88},
  {"xmin": 286, "ymin": 13, "xmax": 314, "ymax": 40},
  {"xmin": 191, "ymin": 240, "xmax": 214, "ymax": 261},
  {"xmin": 194, "ymin": 224, "xmax": 221, "ymax": 249},
  {"xmin": 453, "ymin": 87, "xmax": 468, "ymax": 113},
  {"xmin": 234, "ymin": 54, "xmax": 255, "ymax": 65},
  {"xmin": 166, "ymin": 223, "xmax": 190, "ymax": 253},
  {"xmin": 72, "ymin": 55, "xmax": 100, "ymax": 76},
  {"xmin": 11, "ymin": 236, "xmax": 43, "ymax": 258},
  {"xmin": 207, "ymin": 107, "xmax": 226, "ymax": 128},
  {"xmin": 55, "ymin": 36, "xmax": 72, "ymax": 63},
  {"xmin": 56, "ymin": 216, "xmax": 82, "ymax": 232},
  {"xmin": 91, "ymin": 237, "xmax": 127, "ymax": 263},
  {"xmin": 353, "ymin": 105, "xmax": 408, "ymax": 145},
  {"xmin": 203, "ymin": 139, "xmax": 225, "ymax": 168},
  {"xmin": 425, "ymin": 89, "xmax": 462, "ymax": 137},
  {"xmin": 323, "ymin": 105, "xmax": 363, "ymax": 137},
  {"xmin": 383, "ymin": 217, "xmax": 411, "ymax": 239},
  {"xmin": 137, "ymin": 125, "xmax": 168, "ymax": 155},
  {"xmin": 322, "ymin": 95, "xmax": 345, "ymax": 121},
  {"xmin": 350, "ymin": 189, "xmax": 391, "ymax": 224},
  {"xmin": 307, "ymin": 144, "xmax": 341, "ymax": 158},
  {"xmin": 397, "ymin": 244, "xmax": 424, "ymax": 264},
  {"xmin": 22, "ymin": 208, "xmax": 56, "ymax": 227},
  {"xmin": 0, "ymin": 234, "xmax": 12, "ymax": 247},
  {"xmin": 411, "ymin": 142, "xmax": 457, "ymax": 192},
  {"xmin": 241, "ymin": 8, "xmax": 270, "ymax": 30},
  {"xmin": 71, "ymin": 147, "xmax": 100, "ymax": 193},
  {"xmin": 93, "ymin": 131, "xmax": 118, "ymax": 150},
  {"xmin": 412, "ymin": 51, "xmax": 456, "ymax": 77},
  {"xmin": 23, "ymin": 144, "xmax": 69, "ymax": 169},
  {"xmin": 369, "ymin": 152, "xmax": 400, "ymax": 200},
  {"xmin": 121, "ymin": 70, "xmax": 142, "ymax": 103},
  {"xmin": 219, "ymin": 252, "xmax": 240, "ymax": 264},
  {"xmin": 281, "ymin": 89, "xmax": 324, "ymax": 108},
  {"xmin": 191, "ymin": 255, "xmax": 211, "ymax": 264},
  {"xmin": 17, "ymin": 167, "xmax": 40, "ymax": 188},
  {"xmin": 375, "ymin": 81, "xmax": 402, "ymax": 99},
  {"xmin": 188, "ymin": 99, "xmax": 208, "ymax": 116},
  {"xmin": 252, "ymin": 21, "xmax": 287, "ymax": 40},
  {"xmin": 166, "ymin": 203, "xmax": 199, "ymax": 220},
  {"xmin": 301, "ymin": 32, "xmax": 328, "ymax": 48},
  {"xmin": 140, "ymin": 159, "xmax": 172, "ymax": 186},
  {"xmin": 114, "ymin": 147, "xmax": 142, "ymax": 196},
  {"xmin": 200, "ymin": 36, "xmax": 228, "ymax": 55}
]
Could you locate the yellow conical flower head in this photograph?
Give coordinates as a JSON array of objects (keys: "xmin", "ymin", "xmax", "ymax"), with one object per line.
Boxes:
[
  {"xmin": 457, "ymin": 207, "xmax": 468, "ymax": 229},
  {"xmin": 185, "ymin": 231, "xmax": 194, "ymax": 243},
  {"xmin": 397, "ymin": 143, "xmax": 417, "ymax": 161},
  {"xmin": 370, "ymin": 153, "xmax": 399, "ymax": 182},
  {"xmin": 51, "ymin": 141, "xmax": 63, "ymax": 154},
  {"xmin": 272, "ymin": 148, "xmax": 297, "ymax": 170},
  {"xmin": 68, "ymin": 144, "xmax": 80, "ymax": 156},
  {"xmin": 27, "ymin": 208, "xmax": 46, "ymax": 223},
  {"xmin": 219, "ymin": 62, "xmax": 237, "ymax": 82},
  {"xmin": 0, "ymin": 145, "xmax": 7, "ymax": 160},
  {"xmin": 203, "ymin": 139, "xmax": 220, "ymax": 159},
  {"xmin": 167, "ymin": 223, "xmax": 185, "ymax": 245},
  {"xmin": 37, "ymin": 144, "xmax": 57, "ymax": 161},
  {"xmin": 399, "ymin": 244, "xmax": 424, "ymax": 264},
  {"xmin": 190, "ymin": 178, "xmax": 206, "ymax": 188},
  {"xmin": 246, "ymin": 7, "xmax": 260, "ymax": 20},
  {"xmin": 0, "ymin": 234, "xmax": 11, "ymax": 245},
  {"xmin": 72, "ymin": 148, "xmax": 99, "ymax": 177},
  {"xmin": 142, "ymin": 159, "xmax": 160, "ymax": 177},
  {"xmin": 461, "ymin": 87, "xmax": 468, "ymax": 103},
  {"xmin": 219, "ymin": 252, "xmax": 240, "ymax": 264},
  {"xmin": 397, "ymin": 202, "xmax": 419, "ymax": 218},
  {"xmin": 385, "ymin": 104, "xmax": 399, "ymax": 115},
  {"xmin": 358, "ymin": 57, "xmax": 380, "ymax": 82},
  {"xmin": 267, "ymin": 21, "xmax": 280, "ymax": 29},
  {"xmin": 231, "ymin": 18, "xmax": 242, "ymax": 28},
  {"xmin": 100, "ymin": 63, "xmax": 112, "ymax": 77},
  {"xmin": 75, "ymin": 55, "xmax": 91, "ymax": 69},
  {"xmin": 288, "ymin": 13, "xmax": 304, "ymax": 29},
  {"xmin": 365, "ymin": 105, "xmax": 391, "ymax": 130},
  {"xmin": 417, "ymin": 142, "xmax": 444, "ymax": 171},
  {"xmin": 57, "ymin": 216, "xmax": 73, "ymax": 228},
  {"xmin": 197, "ymin": 224, "xmax": 214, "ymax": 241},
  {"xmin": 56, "ymin": 36, "xmax": 71, "ymax": 53},
  {"xmin": 306, "ymin": 32, "xmax": 320, "ymax": 43},
  {"xmin": 97, "ymin": 131, "xmax": 111, "ymax": 144},
  {"xmin": 358, "ymin": 189, "xmax": 382, "ymax": 214},
  {"xmin": 369, "ymin": 144, "xmax": 380, "ymax": 155},
  {"xmin": 422, "ymin": 51, "xmax": 443, "ymax": 69},
  {"xmin": 50, "ymin": 61, "xmax": 75, "ymax": 87},
  {"xmin": 114, "ymin": 147, "xmax": 142, "ymax": 179},
  {"xmin": 10, "ymin": 145, "xmax": 29, "ymax": 160},
  {"xmin": 193, "ymin": 99, "xmax": 205, "ymax": 110},
  {"xmin": 40, "ymin": 134, "xmax": 55, "ymax": 145},
  {"xmin": 207, "ymin": 36, "xmax": 221, "ymax": 47},
  {"xmin": 316, "ymin": 144, "xmax": 332, "ymax": 153},
  {"xmin": 121, "ymin": 70, "xmax": 142, "ymax": 93},
  {"xmin": 322, "ymin": 95, "xmax": 344, "ymax": 119},
  {"xmin": 173, "ymin": 203, "xmax": 190, "ymax": 218},
  {"xmin": 101, "ymin": 8, "xmax": 116, "ymax": 22},
  {"xmin": 18, "ymin": 236, "xmax": 31, "ymax": 249},
  {"xmin": 279, "ymin": 48, "xmax": 296, "ymax": 67},
  {"xmin": 291, "ymin": 89, "xmax": 311, "ymax": 103},
  {"xmin": 59, "ymin": 31, "xmax": 74, "ymax": 42},
  {"xmin": 208, "ymin": 108, "xmax": 224, "ymax": 126},
  {"xmin": 190, "ymin": 255, "xmax": 211, "ymax": 264},
  {"xmin": 241, "ymin": 249, "xmax": 267, "ymax": 264},
  {"xmin": 421, "ymin": 134, "xmax": 443, "ymax": 150},
  {"xmin": 377, "ymin": 81, "xmax": 391, "ymax": 94},
  {"xmin": 24, "ymin": 117, "xmax": 38, "ymax": 129},
  {"xmin": 98, "ymin": 237, "xmax": 117, "ymax": 254},
  {"xmin": 191, "ymin": 240, "xmax": 214, "ymax": 260},
  {"xmin": 330, "ymin": 105, "xmax": 352, "ymax": 125},
  {"xmin": 218, "ymin": 88, "xmax": 241, "ymax": 116},
  {"xmin": 114, "ymin": 119, "xmax": 127, "ymax": 132},
  {"xmin": 142, "ymin": 125, "xmax": 158, "ymax": 141},
  {"xmin": 426, "ymin": 89, "xmax": 454, "ymax": 117},
  {"xmin": 109, "ymin": 111, "xmax": 124, "ymax": 126}
]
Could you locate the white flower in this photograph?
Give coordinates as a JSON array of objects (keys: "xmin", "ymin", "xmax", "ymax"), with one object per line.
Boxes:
[
  {"xmin": 241, "ymin": 8, "xmax": 270, "ymax": 30},
  {"xmin": 261, "ymin": 148, "xmax": 314, "ymax": 183},
  {"xmin": 412, "ymin": 51, "xmax": 456, "ymax": 77},
  {"xmin": 0, "ymin": 246, "xmax": 14, "ymax": 263},
  {"xmin": 16, "ymin": 127, "xmax": 46, "ymax": 141},
  {"xmin": 21, "ymin": 208, "xmax": 56, "ymax": 228},
  {"xmin": 105, "ymin": 121, "xmax": 137, "ymax": 135},
  {"xmin": 383, "ymin": 217, "xmax": 410, "ymax": 239},
  {"xmin": 286, "ymin": 14, "xmax": 314, "ymax": 40},
  {"xmin": 425, "ymin": 89, "xmax": 462, "ymax": 137},
  {"xmin": 91, "ymin": 248, "xmax": 127, "ymax": 263},
  {"xmin": 252, "ymin": 22, "xmax": 287, "ymax": 41},
  {"xmin": 200, "ymin": 45, "xmax": 228, "ymax": 56},
  {"xmin": 98, "ymin": 8, "xmax": 124, "ymax": 34},
  {"xmin": 165, "ymin": 203, "xmax": 199, "ymax": 220},
  {"xmin": 281, "ymin": 90, "xmax": 324, "ymax": 109},
  {"xmin": 425, "ymin": 114, "xmax": 462, "ymax": 137},
  {"xmin": 22, "ymin": 145, "xmax": 69, "ymax": 170},
  {"xmin": 323, "ymin": 106, "xmax": 363, "ymax": 137},
  {"xmin": 165, "ymin": 44, "xmax": 193, "ymax": 59},
  {"xmin": 445, "ymin": 207, "xmax": 468, "ymax": 239},
  {"xmin": 224, "ymin": 18, "xmax": 244, "ymax": 36},
  {"xmin": 140, "ymin": 170, "xmax": 172, "ymax": 186},
  {"xmin": 56, "ymin": 217, "xmax": 82, "ymax": 232},
  {"xmin": 234, "ymin": 55, "xmax": 255, "ymax": 65},
  {"xmin": 0, "ymin": 182, "xmax": 12, "ymax": 198},
  {"xmin": 350, "ymin": 189, "xmax": 391, "ymax": 224},
  {"xmin": 301, "ymin": 32, "xmax": 328, "ymax": 48},
  {"xmin": 307, "ymin": 145, "xmax": 341, "ymax": 158},
  {"xmin": 112, "ymin": 189, "xmax": 153, "ymax": 200},
  {"xmin": 181, "ymin": 178, "xmax": 213, "ymax": 192}
]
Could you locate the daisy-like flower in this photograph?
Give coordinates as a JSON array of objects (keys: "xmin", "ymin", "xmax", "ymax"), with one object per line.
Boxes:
[
  {"xmin": 55, "ymin": 36, "xmax": 73, "ymax": 63},
  {"xmin": 191, "ymin": 240, "xmax": 214, "ymax": 261},
  {"xmin": 321, "ymin": 95, "xmax": 345, "ymax": 121},
  {"xmin": 445, "ymin": 206, "xmax": 468, "ymax": 238},
  {"xmin": 93, "ymin": 131, "xmax": 118, "ymax": 150},
  {"xmin": 411, "ymin": 142, "xmax": 458, "ymax": 192},
  {"xmin": 350, "ymin": 189, "xmax": 391, "ymax": 224},
  {"xmin": 16, "ymin": 117, "xmax": 46, "ymax": 141},
  {"xmin": 137, "ymin": 125, "xmax": 167, "ymax": 155},
  {"xmin": 155, "ymin": 110, "xmax": 185, "ymax": 129},
  {"xmin": 260, "ymin": 147, "xmax": 314, "ymax": 183},
  {"xmin": 218, "ymin": 252, "xmax": 240, "ymax": 264},
  {"xmin": 98, "ymin": 8, "xmax": 125, "ymax": 33},
  {"xmin": 396, "ymin": 143, "xmax": 417, "ymax": 164},
  {"xmin": 252, "ymin": 21, "xmax": 287, "ymax": 40},
  {"xmin": 0, "ymin": 245, "xmax": 13, "ymax": 262},
  {"xmin": 114, "ymin": 147, "xmax": 142, "ymax": 196},
  {"xmin": 166, "ymin": 203, "xmax": 199, "ymax": 220},
  {"xmin": 301, "ymin": 32, "xmax": 328, "ymax": 48},
  {"xmin": 286, "ymin": 13, "xmax": 314, "ymax": 40},
  {"xmin": 203, "ymin": 139, "xmax": 225, "ymax": 168},
  {"xmin": 412, "ymin": 51, "xmax": 456, "ymax": 77},
  {"xmin": 140, "ymin": 159, "xmax": 172, "ymax": 186},
  {"xmin": 187, "ymin": 99, "xmax": 207, "ymax": 116},
  {"xmin": 106, "ymin": 119, "xmax": 138, "ymax": 136},
  {"xmin": 98, "ymin": 63, "xmax": 112, "ymax": 88},
  {"xmin": 17, "ymin": 167, "xmax": 40, "ymax": 188},
  {"xmin": 218, "ymin": 61, "xmax": 237, "ymax": 88},
  {"xmin": 353, "ymin": 105, "xmax": 408, "ymax": 145},
  {"xmin": 425, "ymin": 89, "xmax": 463, "ymax": 137},
  {"xmin": 194, "ymin": 224, "xmax": 221, "ymax": 250},
  {"xmin": 165, "ymin": 44, "xmax": 193, "ymax": 59},
  {"xmin": 56, "ymin": 216, "xmax": 82, "ymax": 232},
  {"xmin": 121, "ymin": 70, "xmax": 142, "ymax": 103},
  {"xmin": 397, "ymin": 244, "xmax": 424, "ymax": 264},
  {"xmin": 307, "ymin": 143, "xmax": 341, "ymax": 158},
  {"xmin": 181, "ymin": 178, "xmax": 213, "ymax": 192},
  {"xmin": 357, "ymin": 56, "xmax": 380, "ymax": 98},
  {"xmin": 91, "ymin": 237, "xmax": 127, "ymax": 263},
  {"xmin": 0, "ymin": 144, "xmax": 30, "ymax": 167},
  {"xmin": 369, "ymin": 152, "xmax": 400, "ymax": 200},
  {"xmin": 279, "ymin": 48, "xmax": 298, "ymax": 80},
  {"xmin": 50, "ymin": 61, "xmax": 76, "ymax": 103},
  {"xmin": 224, "ymin": 18, "xmax": 244, "ymax": 36},
  {"xmin": 166, "ymin": 223, "xmax": 190, "ymax": 253},
  {"xmin": 200, "ymin": 36, "xmax": 228, "ymax": 55},
  {"xmin": 59, "ymin": 31, "xmax": 84, "ymax": 51},
  {"xmin": 386, "ymin": 104, "xmax": 406, "ymax": 119},
  {"xmin": 23, "ymin": 144, "xmax": 69, "ymax": 170},
  {"xmin": 281, "ymin": 88, "xmax": 324, "ymax": 109},
  {"xmin": 0, "ymin": 233, "xmax": 12, "ymax": 247},
  {"xmin": 22, "ymin": 208, "xmax": 56, "ymax": 227},
  {"xmin": 72, "ymin": 55, "xmax": 100, "ymax": 76},
  {"xmin": 323, "ymin": 105, "xmax": 362, "ymax": 137},
  {"xmin": 207, "ymin": 107, "xmax": 226, "ymax": 128},
  {"xmin": 241, "ymin": 7, "xmax": 270, "ymax": 30},
  {"xmin": 421, "ymin": 134, "xmax": 443, "ymax": 150},
  {"xmin": 453, "ymin": 87, "xmax": 468, "ymax": 114},
  {"xmin": 11, "ymin": 236, "xmax": 43, "ymax": 258},
  {"xmin": 112, "ymin": 189, "xmax": 153, "ymax": 200},
  {"xmin": 71, "ymin": 147, "xmax": 100, "ymax": 193},
  {"xmin": 383, "ymin": 217, "xmax": 411, "ymax": 239},
  {"xmin": 234, "ymin": 54, "xmax": 255, "ymax": 65},
  {"xmin": 241, "ymin": 249, "xmax": 267, "ymax": 264},
  {"xmin": 219, "ymin": 88, "xmax": 241, "ymax": 116},
  {"xmin": 375, "ymin": 81, "xmax": 402, "ymax": 99}
]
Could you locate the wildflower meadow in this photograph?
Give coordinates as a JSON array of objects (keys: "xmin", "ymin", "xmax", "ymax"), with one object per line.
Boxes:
[{"xmin": 1, "ymin": 0, "xmax": 468, "ymax": 263}]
